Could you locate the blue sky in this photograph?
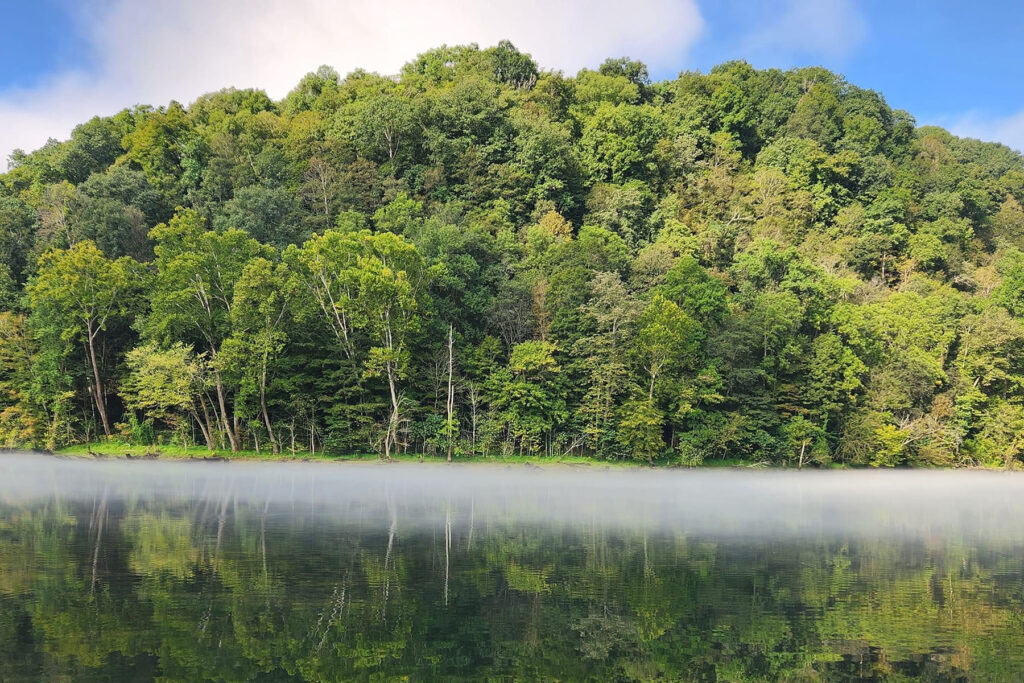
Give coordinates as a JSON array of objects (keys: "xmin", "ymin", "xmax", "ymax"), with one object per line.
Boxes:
[
  {"xmin": 687, "ymin": 1, "xmax": 1024, "ymax": 132},
  {"xmin": 1, "ymin": 0, "xmax": 1022, "ymax": 165},
  {"xmin": 0, "ymin": 1, "xmax": 90, "ymax": 90}
]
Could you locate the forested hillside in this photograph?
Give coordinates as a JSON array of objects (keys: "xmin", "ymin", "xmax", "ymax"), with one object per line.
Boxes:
[{"xmin": 2, "ymin": 42, "xmax": 1024, "ymax": 466}]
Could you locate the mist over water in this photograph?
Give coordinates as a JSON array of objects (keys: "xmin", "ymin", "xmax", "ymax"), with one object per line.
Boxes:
[
  {"xmin": 2, "ymin": 452, "xmax": 1023, "ymax": 540},
  {"xmin": 4, "ymin": 451, "xmax": 1024, "ymax": 680}
]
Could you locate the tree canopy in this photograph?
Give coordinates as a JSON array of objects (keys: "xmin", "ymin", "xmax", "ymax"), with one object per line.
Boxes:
[{"xmin": 2, "ymin": 41, "xmax": 1024, "ymax": 466}]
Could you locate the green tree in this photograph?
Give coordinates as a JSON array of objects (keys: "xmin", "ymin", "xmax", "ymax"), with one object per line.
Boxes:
[
  {"xmin": 283, "ymin": 229, "xmax": 363, "ymax": 359},
  {"xmin": 617, "ymin": 397, "xmax": 664, "ymax": 462},
  {"xmin": 574, "ymin": 272, "xmax": 636, "ymax": 454},
  {"xmin": 784, "ymin": 83, "xmax": 844, "ymax": 149},
  {"xmin": 146, "ymin": 209, "xmax": 273, "ymax": 450},
  {"xmin": 781, "ymin": 415, "xmax": 823, "ymax": 468},
  {"xmin": 214, "ymin": 185, "xmax": 300, "ymax": 248},
  {"xmin": 580, "ymin": 103, "xmax": 665, "ymax": 184},
  {"xmin": 632, "ymin": 295, "xmax": 699, "ymax": 401},
  {"xmin": 3, "ymin": 43, "xmax": 1024, "ymax": 467},
  {"xmin": 353, "ymin": 90, "xmax": 416, "ymax": 164},
  {"xmin": 226, "ymin": 258, "xmax": 296, "ymax": 453},
  {"xmin": 355, "ymin": 232, "xmax": 427, "ymax": 460},
  {"xmin": 491, "ymin": 340, "xmax": 567, "ymax": 454},
  {"xmin": 0, "ymin": 312, "xmax": 45, "ymax": 446},
  {"xmin": 27, "ymin": 241, "xmax": 142, "ymax": 438},
  {"xmin": 121, "ymin": 343, "xmax": 211, "ymax": 447},
  {"xmin": 0, "ymin": 196, "xmax": 37, "ymax": 286}
]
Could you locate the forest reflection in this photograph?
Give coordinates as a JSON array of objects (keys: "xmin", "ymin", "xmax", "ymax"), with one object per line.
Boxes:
[{"xmin": 2, "ymin": 454, "xmax": 1024, "ymax": 680}]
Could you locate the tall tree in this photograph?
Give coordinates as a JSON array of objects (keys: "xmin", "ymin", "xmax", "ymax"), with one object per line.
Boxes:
[
  {"xmin": 355, "ymin": 232, "xmax": 427, "ymax": 460},
  {"xmin": 27, "ymin": 241, "xmax": 142, "ymax": 438},
  {"xmin": 146, "ymin": 209, "xmax": 272, "ymax": 451},
  {"xmin": 227, "ymin": 258, "xmax": 295, "ymax": 454}
]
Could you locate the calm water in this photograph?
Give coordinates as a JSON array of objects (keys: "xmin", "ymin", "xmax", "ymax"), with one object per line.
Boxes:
[{"xmin": 2, "ymin": 455, "xmax": 1024, "ymax": 681}]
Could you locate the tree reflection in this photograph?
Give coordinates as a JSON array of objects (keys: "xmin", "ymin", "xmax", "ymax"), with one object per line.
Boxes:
[{"xmin": 2, "ymin": 478, "xmax": 1024, "ymax": 681}]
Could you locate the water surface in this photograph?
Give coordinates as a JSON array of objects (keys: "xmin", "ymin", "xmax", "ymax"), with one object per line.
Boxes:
[{"xmin": 2, "ymin": 453, "xmax": 1024, "ymax": 680}]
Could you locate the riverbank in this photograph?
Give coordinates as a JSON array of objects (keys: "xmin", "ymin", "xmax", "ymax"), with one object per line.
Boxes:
[
  {"xmin": 48, "ymin": 441, "xmax": 782, "ymax": 469},
  {"xmin": 52, "ymin": 441, "xmax": 680, "ymax": 468},
  {"xmin": 47, "ymin": 441, "xmax": 1017, "ymax": 469}
]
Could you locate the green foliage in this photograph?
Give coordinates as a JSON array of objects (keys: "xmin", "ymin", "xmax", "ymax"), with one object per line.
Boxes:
[
  {"xmin": 121, "ymin": 343, "xmax": 203, "ymax": 428},
  {"xmin": 0, "ymin": 312, "xmax": 46, "ymax": 447},
  {"xmin": 617, "ymin": 397, "xmax": 664, "ymax": 462},
  {"xmin": 490, "ymin": 340, "xmax": 567, "ymax": 453},
  {"xmin": 580, "ymin": 103, "xmax": 665, "ymax": 184},
  {"xmin": 1, "ymin": 42, "xmax": 1024, "ymax": 465},
  {"xmin": 27, "ymin": 241, "xmax": 144, "ymax": 439}
]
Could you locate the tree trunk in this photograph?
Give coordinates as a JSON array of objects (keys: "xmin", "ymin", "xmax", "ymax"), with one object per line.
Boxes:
[
  {"xmin": 259, "ymin": 362, "xmax": 278, "ymax": 454},
  {"xmin": 86, "ymin": 324, "xmax": 111, "ymax": 438},
  {"xmin": 446, "ymin": 324, "xmax": 455, "ymax": 463},
  {"xmin": 192, "ymin": 406, "xmax": 215, "ymax": 450},
  {"xmin": 467, "ymin": 382, "xmax": 479, "ymax": 455},
  {"xmin": 200, "ymin": 398, "xmax": 216, "ymax": 449},
  {"xmin": 385, "ymin": 361, "xmax": 399, "ymax": 462},
  {"xmin": 203, "ymin": 391, "xmax": 226, "ymax": 450},
  {"xmin": 212, "ymin": 367, "xmax": 240, "ymax": 451}
]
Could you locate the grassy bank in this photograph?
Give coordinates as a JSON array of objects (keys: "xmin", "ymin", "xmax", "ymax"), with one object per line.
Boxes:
[
  {"xmin": 56, "ymin": 441, "xmax": 348, "ymax": 462},
  {"xmin": 45, "ymin": 444, "xmax": 1011, "ymax": 469},
  {"xmin": 53, "ymin": 441, "xmax": 667, "ymax": 468}
]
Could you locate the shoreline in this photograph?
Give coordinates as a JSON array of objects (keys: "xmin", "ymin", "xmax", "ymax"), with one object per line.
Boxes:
[
  {"xmin": 46, "ymin": 442, "xmax": 659, "ymax": 469},
  {"xmin": 8, "ymin": 442, "xmax": 1012, "ymax": 470}
]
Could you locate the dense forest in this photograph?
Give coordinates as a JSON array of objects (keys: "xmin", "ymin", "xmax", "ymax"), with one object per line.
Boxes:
[{"xmin": 2, "ymin": 41, "xmax": 1024, "ymax": 466}]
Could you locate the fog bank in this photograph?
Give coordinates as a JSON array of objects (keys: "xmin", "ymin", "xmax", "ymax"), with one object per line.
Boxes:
[{"xmin": 1, "ymin": 452, "xmax": 1021, "ymax": 540}]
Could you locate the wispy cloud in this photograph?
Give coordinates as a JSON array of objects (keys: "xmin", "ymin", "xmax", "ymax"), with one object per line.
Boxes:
[
  {"xmin": 947, "ymin": 109, "xmax": 1024, "ymax": 154},
  {"xmin": 0, "ymin": 0, "xmax": 704, "ymax": 166},
  {"xmin": 734, "ymin": 0, "xmax": 867, "ymax": 64}
]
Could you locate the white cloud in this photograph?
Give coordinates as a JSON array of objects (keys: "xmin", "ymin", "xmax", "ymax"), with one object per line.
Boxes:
[
  {"xmin": 948, "ymin": 110, "xmax": 1024, "ymax": 154},
  {"xmin": 737, "ymin": 0, "xmax": 866, "ymax": 63},
  {"xmin": 0, "ymin": 0, "xmax": 704, "ymax": 167}
]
